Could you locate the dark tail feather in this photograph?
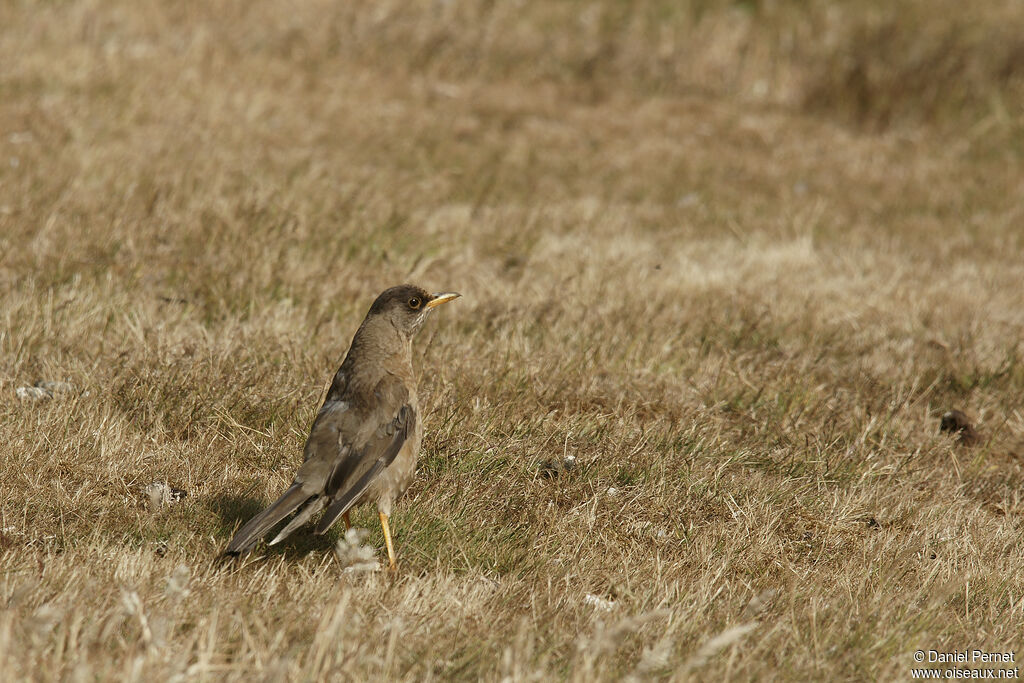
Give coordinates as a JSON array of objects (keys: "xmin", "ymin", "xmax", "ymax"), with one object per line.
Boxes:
[
  {"xmin": 314, "ymin": 462, "xmax": 384, "ymax": 535},
  {"xmin": 225, "ymin": 483, "xmax": 312, "ymax": 555},
  {"xmin": 269, "ymin": 496, "xmax": 326, "ymax": 546}
]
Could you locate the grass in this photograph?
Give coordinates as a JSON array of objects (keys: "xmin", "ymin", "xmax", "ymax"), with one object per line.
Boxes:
[{"xmin": 2, "ymin": 0, "xmax": 1024, "ymax": 680}]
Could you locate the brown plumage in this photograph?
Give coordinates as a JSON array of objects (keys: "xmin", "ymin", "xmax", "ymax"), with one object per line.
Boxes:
[{"xmin": 225, "ymin": 284, "xmax": 460, "ymax": 568}]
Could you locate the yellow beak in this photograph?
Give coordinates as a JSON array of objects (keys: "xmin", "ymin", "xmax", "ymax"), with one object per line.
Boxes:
[{"xmin": 426, "ymin": 292, "xmax": 461, "ymax": 308}]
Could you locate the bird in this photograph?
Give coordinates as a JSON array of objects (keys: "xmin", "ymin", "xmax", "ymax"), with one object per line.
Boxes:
[{"xmin": 224, "ymin": 284, "xmax": 460, "ymax": 568}]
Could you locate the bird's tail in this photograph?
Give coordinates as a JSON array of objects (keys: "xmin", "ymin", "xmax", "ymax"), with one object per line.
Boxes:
[
  {"xmin": 269, "ymin": 496, "xmax": 327, "ymax": 546},
  {"xmin": 225, "ymin": 483, "xmax": 312, "ymax": 555},
  {"xmin": 313, "ymin": 462, "xmax": 383, "ymax": 535}
]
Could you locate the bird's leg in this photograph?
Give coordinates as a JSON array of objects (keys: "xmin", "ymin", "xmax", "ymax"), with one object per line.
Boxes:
[
  {"xmin": 343, "ymin": 511, "xmax": 351, "ymax": 531},
  {"xmin": 379, "ymin": 510, "xmax": 397, "ymax": 570}
]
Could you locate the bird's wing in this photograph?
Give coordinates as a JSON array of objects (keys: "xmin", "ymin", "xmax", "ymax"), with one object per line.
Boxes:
[
  {"xmin": 224, "ymin": 396, "xmax": 358, "ymax": 554},
  {"xmin": 313, "ymin": 402, "xmax": 415, "ymax": 534},
  {"xmin": 297, "ymin": 371, "xmax": 411, "ymax": 490},
  {"xmin": 301, "ymin": 397, "xmax": 355, "ymax": 464},
  {"xmin": 322, "ymin": 363, "xmax": 351, "ymax": 406},
  {"xmin": 224, "ymin": 374, "xmax": 414, "ymax": 554}
]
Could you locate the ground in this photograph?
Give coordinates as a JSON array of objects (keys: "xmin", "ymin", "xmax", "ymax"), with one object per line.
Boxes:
[{"xmin": 2, "ymin": 1, "xmax": 1024, "ymax": 680}]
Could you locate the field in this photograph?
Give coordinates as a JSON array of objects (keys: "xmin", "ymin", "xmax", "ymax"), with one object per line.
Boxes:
[{"xmin": 2, "ymin": 0, "xmax": 1024, "ymax": 680}]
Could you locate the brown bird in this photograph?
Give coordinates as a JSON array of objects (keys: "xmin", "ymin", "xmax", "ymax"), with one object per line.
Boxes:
[{"xmin": 225, "ymin": 284, "xmax": 460, "ymax": 568}]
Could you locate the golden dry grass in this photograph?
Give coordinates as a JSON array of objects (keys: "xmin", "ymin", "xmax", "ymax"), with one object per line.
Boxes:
[{"xmin": 2, "ymin": 1, "xmax": 1024, "ymax": 680}]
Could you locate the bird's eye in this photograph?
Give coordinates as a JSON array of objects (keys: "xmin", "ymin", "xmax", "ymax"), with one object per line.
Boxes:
[{"xmin": 409, "ymin": 297, "xmax": 421, "ymax": 309}]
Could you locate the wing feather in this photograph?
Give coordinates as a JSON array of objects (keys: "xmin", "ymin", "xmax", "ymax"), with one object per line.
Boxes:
[
  {"xmin": 224, "ymin": 372, "xmax": 414, "ymax": 554},
  {"xmin": 313, "ymin": 404, "xmax": 415, "ymax": 534}
]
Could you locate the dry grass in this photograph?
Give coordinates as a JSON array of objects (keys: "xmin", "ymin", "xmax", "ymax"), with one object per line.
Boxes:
[{"xmin": 2, "ymin": 1, "xmax": 1024, "ymax": 680}]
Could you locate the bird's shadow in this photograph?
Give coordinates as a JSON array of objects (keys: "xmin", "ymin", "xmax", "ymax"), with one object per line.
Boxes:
[
  {"xmin": 207, "ymin": 494, "xmax": 264, "ymax": 538},
  {"xmin": 208, "ymin": 494, "xmax": 339, "ymax": 560}
]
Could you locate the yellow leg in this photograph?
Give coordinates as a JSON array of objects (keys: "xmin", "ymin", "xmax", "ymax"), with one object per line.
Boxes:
[
  {"xmin": 343, "ymin": 511, "xmax": 351, "ymax": 531},
  {"xmin": 379, "ymin": 510, "xmax": 397, "ymax": 570}
]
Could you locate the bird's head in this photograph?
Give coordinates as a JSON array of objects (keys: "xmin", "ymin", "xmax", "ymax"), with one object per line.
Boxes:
[{"xmin": 366, "ymin": 284, "xmax": 460, "ymax": 339}]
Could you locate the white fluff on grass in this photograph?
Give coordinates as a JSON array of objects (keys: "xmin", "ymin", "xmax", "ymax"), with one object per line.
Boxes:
[
  {"xmin": 15, "ymin": 381, "xmax": 75, "ymax": 401},
  {"xmin": 334, "ymin": 528, "xmax": 380, "ymax": 573},
  {"xmin": 583, "ymin": 594, "xmax": 616, "ymax": 612}
]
